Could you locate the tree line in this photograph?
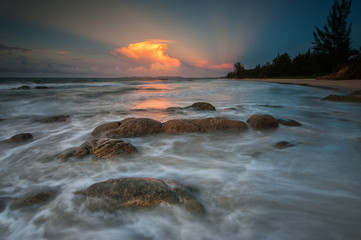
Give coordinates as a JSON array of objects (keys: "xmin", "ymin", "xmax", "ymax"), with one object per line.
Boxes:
[{"xmin": 226, "ymin": 0, "xmax": 360, "ymax": 79}]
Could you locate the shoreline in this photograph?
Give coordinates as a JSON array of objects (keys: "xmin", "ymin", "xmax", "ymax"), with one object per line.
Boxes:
[{"xmin": 238, "ymin": 78, "xmax": 361, "ymax": 93}]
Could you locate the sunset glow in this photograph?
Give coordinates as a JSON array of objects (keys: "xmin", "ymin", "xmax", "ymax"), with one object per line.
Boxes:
[
  {"xmin": 193, "ymin": 60, "xmax": 233, "ymax": 70},
  {"xmin": 111, "ymin": 40, "xmax": 181, "ymax": 75}
]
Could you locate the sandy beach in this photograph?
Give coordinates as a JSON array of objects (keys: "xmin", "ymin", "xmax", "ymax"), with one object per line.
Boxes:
[{"xmin": 242, "ymin": 78, "xmax": 361, "ymax": 93}]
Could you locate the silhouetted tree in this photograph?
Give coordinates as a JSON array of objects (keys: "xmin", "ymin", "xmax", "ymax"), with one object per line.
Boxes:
[{"xmin": 312, "ymin": 0, "xmax": 353, "ymax": 71}]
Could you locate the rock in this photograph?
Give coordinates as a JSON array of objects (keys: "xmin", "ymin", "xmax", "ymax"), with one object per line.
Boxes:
[
  {"xmin": 12, "ymin": 191, "xmax": 56, "ymax": 208},
  {"xmin": 166, "ymin": 180, "xmax": 205, "ymax": 215},
  {"xmin": 99, "ymin": 118, "xmax": 162, "ymax": 138},
  {"xmin": 247, "ymin": 114, "xmax": 279, "ymax": 130},
  {"xmin": 160, "ymin": 119, "xmax": 200, "ymax": 134},
  {"xmin": 9, "ymin": 133, "xmax": 33, "ymax": 142},
  {"xmin": 85, "ymin": 177, "xmax": 205, "ymax": 215},
  {"xmin": 17, "ymin": 85, "xmax": 31, "ymax": 90},
  {"xmin": 273, "ymin": 141, "xmax": 295, "ymax": 149},
  {"xmin": 34, "ymin": 86, "xmax": 49, "ymax": 89},
  {"xmin": 88, "ymin": 138, "xmax": 138, "ymax": 158},
  {"xmin": 37, "ymin": 115, "xmax": 70, "ymax": 123},
  {"xmin": 56, "ymin": 147, "xmax": 77, "ymax": 162},
  {"xmin": 322, "ymin": 94, "xmax": 361, "ymax": 103},
  {"xmin": 278, "ymin": 118, "xmax": 301, "ymax": 127},
  {"xmin": 186, "ymin": 102, "xmax": 216, "ymax": 111},
  {"xmin": 91, "ymin": 121, "xmax": 120, "ymax": 138},
  {"xmin": 188, "ymin": 118, "xmax": 247, "ymax": 132},
  {"xmin": 57, "ymin": 138, "xmax": 137, "ymax": 160}
]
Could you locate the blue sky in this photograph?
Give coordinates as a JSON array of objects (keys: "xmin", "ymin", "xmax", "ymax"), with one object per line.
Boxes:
[{"xmin": 1, "ymin": 0, "xmax": 360, "ymax": 77}]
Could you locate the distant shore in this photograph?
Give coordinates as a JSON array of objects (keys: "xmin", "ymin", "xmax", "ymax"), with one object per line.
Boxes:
[{"xmin": 239, "ymin": 78, "xmax": 361, "ymax": 92}]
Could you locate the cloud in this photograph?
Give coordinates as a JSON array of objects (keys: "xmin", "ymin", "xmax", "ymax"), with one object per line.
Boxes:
[
  {"xmin": 193, "ymin": 60, "xmax": 233, "ymax": 70},
  {"xmin": 110, "ymin": 40, "xmax": 181, "ymax": 75}
]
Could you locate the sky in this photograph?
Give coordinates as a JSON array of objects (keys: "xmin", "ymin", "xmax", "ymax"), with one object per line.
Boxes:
[{"xmin": 1, "ymin": 0, "xmax": 360, "ymax": 78}]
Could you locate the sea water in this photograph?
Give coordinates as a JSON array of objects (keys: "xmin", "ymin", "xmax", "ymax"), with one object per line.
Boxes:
[{"xmin": 0, "ymin": 78, "xmax": 360, "ymax": 240}]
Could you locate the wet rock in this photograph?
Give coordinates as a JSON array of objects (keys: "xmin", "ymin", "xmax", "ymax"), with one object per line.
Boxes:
[
  {"xmin": 102, "ymin": 118, "xmax": 162, "ymax": 138},
  {"xmin": 273, "ymin": 141, "xmax": 295, "ymax": 149},
  {"xmin": 165, "ymin": 107, "xmax": 184, "ymax": 112},
  {"xmin": 13, "ymin": 191, "xmax": 56, "ymax": 208},
  {"xmin": 166, "ymin": 179, "xmax": 205, "ymax": 215},
  {"xmin": 56, "ymin": 147, "xmax": 77, "ymax": 162},
  {"xmin": 34, "ymin": 86, "xmax": 49, "ymax": 89},
  {"xmin": 37, "ymin": 115, "xmax": 70, "ymax": 123},
  {"xmin": 85, "ymin": 177, "xmax": 205, "ymax": 215},
  {"xmin": 57, "ymin": 138, "xmax": 137, "ymax": 160},
  {"xmin": 160, "ymin": 119, "xmax": 200, "ymax": 134},
  {"xmin": 16, "ymin": 85, "xmax": 31, "ymax": 90},
  {"xmin": 188, "ymin": 118, "xmax": 247, "ymax": 132},
  {"xmin": 9, "ymin": 133, "xmax": 33, "ymax": 142},
  {"xmin": 247, "ymin": 114, "xmax": 279, "ymax": 130},
  {"xmin": 186, "ymin": 102, "xmax": 216, "ymax": 111},
  {"xmin": 88, "ymin": 138, "xmax": 138, "ymax": 158},
  {"xmin": 278, "ymin": 118, "xmax": 301, "ymax": 127},
  {"xmin": 91, "ymin": 121, "xmax": 120, "ymax": 138},
  {"xmin": 322, "ymin": 94, "xmax": 361, "ymax": 103}
]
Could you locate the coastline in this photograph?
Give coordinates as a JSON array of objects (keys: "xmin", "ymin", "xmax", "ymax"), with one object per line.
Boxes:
[{"xmin": 238, "ymin": 78, "xmax": 361, "ymax": 93}]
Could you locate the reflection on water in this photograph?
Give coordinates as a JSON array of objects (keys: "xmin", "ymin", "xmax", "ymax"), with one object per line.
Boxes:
[
  {"xmin": 131, "ymin": 81, "xmax": 175, "ymax": 120},
  {"xmin": 0, "ymin": 78, "xmax": 361, "ymax": 240}
]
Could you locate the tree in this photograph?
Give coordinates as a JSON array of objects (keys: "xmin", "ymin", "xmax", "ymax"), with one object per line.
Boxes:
[{"xmin": 312, "ymin": 0, "xmax": 353, "ymax": 71}]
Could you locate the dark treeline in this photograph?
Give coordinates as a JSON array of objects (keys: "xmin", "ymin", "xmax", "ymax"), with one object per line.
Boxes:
[{"xmin": 226, "ymin": 0, "xmax": 360, "ymax": 79}]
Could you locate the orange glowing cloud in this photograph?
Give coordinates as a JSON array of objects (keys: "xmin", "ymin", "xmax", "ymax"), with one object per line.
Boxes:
[
  {"xmin": 193, "ymin": 60, "xmax": 233, "ymax": 70},
  {"xmin": 111, "ymin": 40, "xmax": 181, "ymax": 75}
]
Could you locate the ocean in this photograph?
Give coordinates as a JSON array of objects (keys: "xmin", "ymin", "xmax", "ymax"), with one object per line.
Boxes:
[{"xmin": 0, "ymin": 78, "xmax": 360, "ymax": 239}]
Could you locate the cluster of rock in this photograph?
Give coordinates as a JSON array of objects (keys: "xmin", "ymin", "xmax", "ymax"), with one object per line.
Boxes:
[{"xmin": 4, "ymin": 102, "xmax": 303, "ymax": 216}]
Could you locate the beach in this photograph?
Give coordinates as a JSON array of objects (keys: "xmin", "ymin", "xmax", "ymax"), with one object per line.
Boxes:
[{"xmin": 240, "ymin": 78, "xmax": 361, "ymax": 92}]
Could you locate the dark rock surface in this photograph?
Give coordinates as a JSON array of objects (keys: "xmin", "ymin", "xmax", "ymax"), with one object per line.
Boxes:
[
  {"xmin": 186, "ymin": 102, "xmax": 216, "ymax": 111},
  {"xmin": 247, "ymin": 114, "xmax": 279, "ymax": 130},
  {"xmin": 322, "ymin": 94, "xmax": 361, "ymax": 103},
  {"xmin": 89, "ymin": 138, "xmax": 138, "ymax": 158},
  {"xmin": 273, "ymin": 141, "xmax": 296, "ymax": 149},
  {"xmin": 278, "ymin": 118, "xmax": 301, "ymax": 127},
  {"xmin": 160, "ymin": 119, "xmax": 200, "ymax": 134},
  {"xmin": 91, "ymin": 121, "xmax": 120, "ymax": 138},
  {"xmin": 84, "ymin": 177, "xmax": 205, "ymax": 215},
  {"xmin": 101, "ymin": 118, "xmax": 162, "ymax": 138},
  {"xmin": 12, "ymin": 191, "xmax": 56, "ymax": 208},
  {"xmin": 16, "ymin": 85, "xmax": 31, "ymax": 90},
  {"xmin": 187, "ymin": 118, "xmax": 247, "ymax": 132},
  {"xmin": 34, "ymin": 86, "xmax": 49, "ymax": 89},
  {"xmin": 9, "ymin": 133, "xmax": 33, "ymax": 142},
  {"xmin": 37, "ymin": 115, "xmax": 70, "ymax": 123},
  {"xmin": 57, "ymin": 138, "xmax": 137, "ymax": 160}
]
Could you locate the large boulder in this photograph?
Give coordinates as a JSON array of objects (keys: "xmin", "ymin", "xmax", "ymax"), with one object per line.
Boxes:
[
  {"xmin": 247, "ymin": 114, "xmax": 279, "ymax": 130},
  {"xmin": 188, "ymin": 118, "xmax": 247, "ymax": 132},
  {"xmin": 57, "ymin": 138, "xmax": 137, "ymax": 161},
  {"xmin": 160, "ymin": 119, "xmax": 200, "ymax": 134},
  {"xmin": 84, "ymin": 177, "xmax": 205, "ymax": 215},
  {"xmin": 88, "ymin": 138, "xmax": 138, "ymax": 158},
  {"xmin": 186, "ymin": 102, "xmax": 216, "ymax": 111},
  {"xmin": 9, "ymin": 133, "xmax": 33, "ymax": 142},
  {"xmin": 97, "ymin": 118, "xmax": 162, "ymax": 138},
  {"xmin": 91, "ymin": 121, "xmax": 120, "ymax": 138}
]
